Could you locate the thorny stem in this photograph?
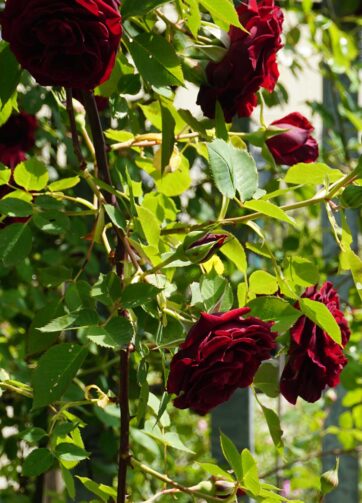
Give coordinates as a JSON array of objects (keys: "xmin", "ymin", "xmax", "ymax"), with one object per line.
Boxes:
[
  {"xmin": 82, "ymin": 90, "xmax": 130, "ymax": 503},
  {"xmin": 81, "ymin": 91, "xmax": 115, "ymax": 204},
  {"xmin": 131, "ymin": 458, "xmax": 226, "ymax": 502},
  {"xmin": 65, "ymin": 88, "xmax": 86, "ymax": 170},
  {"xmin": 117, "ymin": 346, "xmax": 131, "ymax": 503}
]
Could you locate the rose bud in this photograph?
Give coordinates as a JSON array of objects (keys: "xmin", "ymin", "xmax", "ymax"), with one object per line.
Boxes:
[
  {"xmin": 167, "ymin": 308, "xmax": 277, "ymax": 414},
  {"xmin": 197, "ymin": 0, "xmax": 284, "ymax": 121},
  {"xmin": 0, "ymin": 112, "xmax": 37, "ymax": 170},
  {"xmin": 320, "ymin": 459, "xmax": 340, "ymax": 496},
  {"xmin": 214, "ymin": 480, "xmax": 236, "ymax": 497},
  {"xmin": 266, "ymin": 112, "xmax": 319, "ymax": 165},
  {"xmin": 0, "ymin": 0, "xmax": 122, "ymax": 90},
  {"xmin": 280, "ymin": 282, "xmax": 350, "ymax": 405},
  {"xmin": 179, "ymin": 231, "xmax": 228, "ymax": 264}
]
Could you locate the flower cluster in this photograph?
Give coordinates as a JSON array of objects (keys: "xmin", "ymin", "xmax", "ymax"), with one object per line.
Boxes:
[
  {"xmin": 168, "ymin": 283, "xmax": 350, "ymax": 414},
  {"xmin": 196, "ymin": 0, "xmax": 319, "ymax": 165},
  {"xmin": 197, "ymin": 0, "xmax": 284, "ymax": 121}
]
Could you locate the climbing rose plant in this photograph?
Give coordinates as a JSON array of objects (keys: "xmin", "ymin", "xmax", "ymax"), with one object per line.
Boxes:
[{"xmin": 0, "ymin": 0, "xmax": 361, "ymax": 502}]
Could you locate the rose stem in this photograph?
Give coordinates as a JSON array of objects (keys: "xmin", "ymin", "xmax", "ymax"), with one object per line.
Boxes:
[
  {"xmin": 81, "ymin": 90, "xmax": 130, "ymax": 503},
  {"xmin": 65, "ymin": 89, "xmax": 86, "ymax": 170},
  {"xmin": 260, "ymin": 446, "xmax": 361, "ymax": 479}
]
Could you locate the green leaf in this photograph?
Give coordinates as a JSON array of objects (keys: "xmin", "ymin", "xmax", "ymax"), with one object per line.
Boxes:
[
  {"xmin": 154, "ymin": 156, "xmax": 191, "ymax": 196},
  {"xmin": 48, "ymin": 176, "xmax": 80, "ymax": 192},
  {"xmin": 38, "ymin": 310, "xmax": 99, "ymax": 333},
  {"xmin": 220, "ymin": 432, "xmax": 243, "ymax": 482},
  {"xmin": 23, "ymin": 448, "xmax": 54, "ymax": 477},
  {"xmin": 199, "ymin": 463, "xmax": 234, "ymax": 482},
  {"xmin": 0, "ymin": 223, "xmax": 32, "ymax": 267},
  {"xmin": 284, "ymin": 162, "xmax": 343, "ymax": 185},
  {"xmin": 253, "ymin": 361, "xmax": 280, "ymax": 398},
  {"xmin": 76, "ymin": 477, "xmax": 117, "ymax": 503},
  {"xmin": 27, "ymin": 301, "xmax": 64, "ymax": 356},
  {"xmin": 260, "ymin": 404, "xmax": 284, "ymax": 449},
  {"xmin": 241, "ymin": 449, "xmax": 260, "ymax": 495},
  {"xmin": 33, "ymin": 210, "xmax": 70, "ymax": 234},
  {"xmin": 341, "ymin": 248, "xmax": 362, "ymax": 300},
  {"xmin": 220, "ymin": 236, "xmax": 247, "ymax": 275},
  {"xmin": 121, "ymin": 0, "xmax": 168, "ymax": 18},
  {"xmin": 121, "ymin": 283, "xmax": 161, "ymax": 308},
  {"xmin": 104, "ymin": 204, "xmax": 126, "ymax": 231},
  {"xmin": 55, "ymin": 443, "xmax": 89, "ymax": 462},
  {"xmin": 61, "ymin": 467, "xmax": 76, "ymax": 499},
  {"xmin": 0, "ymin": 197, "xmax": 32, "ymax": 217},
  {"xmin": 128, "ymin": 33, "xmax": 184, "ymax": 87},
  {"xmin": 136, "ymin": 205, "xmax": 161, "ymax": 248},
  {"xmin": 184, "ymin": 0, "xmax": 202, "ymax": 38},
  {"xmin": 247, "ymin": 297, "xmax": 301, "ymax": 334},
  {"xmin": 90, "ymin": 272, "xmax": 122, "ymax": 306},
  {"xmin": 285, "ymin": 256, "xmax": 319, "ymax": 287},
  {"xmin": 299, "ymin": 298, "xmax": 342, "ymax": 346},
  {"xmin": 340, "ymin": 185, "xmax": 362, "ymax": 208},
  {"xmin": 201, "ymin": 272, "xmax": 228, "ymax": 311},
  {"xmin": 208, "ymin": 139, "xmax": 258, "ymax": 201},
  {"xmin": 0, "ymin": 166, "xmax": 11, "ymax": 185},
  {"xmin": 160, "ymin": 101, "xmax": 176, "ymax": 173},
  {"xmin": 86, "ymin": 317, "xmax": 133, "ymax": 349},
  {"xmin": 0, "ymin": 44, "xmax": 21, "ymax": 106},
  {"xmin": 249, "ymin": 271, "xmax": 278, "ymax": 295},
  {"xmin": 215, "ymin": 101, "xmax": 228, "ymax": 141},
  {"xmin": 199, "ymin": 0, "xmax": 245, "ymax": 31},
  {"xmin": 65, "ymin": 281, "xmax": 92, "ymax": 311},
  {"xmin": 19, "ymin": 427, "xmax": 48, "ymax": 444},
  {"xmin": 14, "ymin": 159, "xmax": 49, "ymax": 191},
  {"xmin": 38, "ymin": 266, "xmax": 72, "ymax": 287},
  {"xmin": 0, "ymin": 94, "xmax": 17, "ymax": 127},
  {"xmin": 32, "ymin": 344, "xmax": 88, "ymax": 409},
  {"xmin": 244, "ymin": 200, "xmax": 297, "ymax": 227}
]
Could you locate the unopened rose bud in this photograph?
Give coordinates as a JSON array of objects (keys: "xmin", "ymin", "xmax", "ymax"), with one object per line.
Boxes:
[
  {"xmin": 215, "ymin": 480, "xmax": 235, "ymax": 497},
  {"xmin": 179, "ymin": 231, "xmax": 228, "ymax": 264},
  {"xmin": 320, "ymin": 458, "xmax": 339, "ymax": 495}
]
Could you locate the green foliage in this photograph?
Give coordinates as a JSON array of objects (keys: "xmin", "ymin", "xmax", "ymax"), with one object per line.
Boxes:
[
  {"xmin": 0, "ymin": 1, "xmax": 360, "ymax": 502},
  {"xmin": 32, "ymin": 344, "xmax": 88, "ymax": 409},
  {"xmin": 208, "ymin": 138, "xmax": 258, "ymax": 200}
]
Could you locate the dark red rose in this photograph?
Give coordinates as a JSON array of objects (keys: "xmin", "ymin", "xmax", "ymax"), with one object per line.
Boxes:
[
  {"xmin": 266, "ymin": 112, "xmax": 319, "ymax": 165},
  {"xmin": 0, "ymin": 112, "xmax": 37, "ymax": 226},
  {"xmin": 167, "ymin": 308, "xmax": 277, "ymax": 414},
  {"xmin": 197, "ymin": 0, "xmax": 283, "ymax": 121},
  {"xmin": 0, "ymin": 0, "xmax": 122, "ymax": 90},
  {"xmin": 0, "ymin": 112, "xmax": 37, "ymax": 169},
  {"xmin": 280, "ymin": 282, "xmax": 350, "ymax": 405}
]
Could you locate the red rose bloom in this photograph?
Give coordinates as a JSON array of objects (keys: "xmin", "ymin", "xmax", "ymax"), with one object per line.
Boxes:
[
  {"xmin": 197, "ymin": 0, "xmax": 283, "ymax": 121},
  {"xmin": 266, "ymin": 112, "xmax": 319, "ymax": 165},
  {"xmin": 280, "ymin": 282, "xmax": 350, "ymax": 405},
  {"xmin": 0, "ymin": 112, "xmax": 37, "ymax": 169},
  {"xmin": 0, "ymin": 0, "xmax": 122, "ymax": 90},
  {"xmin": 167, "ymin": 308, "xmax": 277, "ymax": 414}
]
